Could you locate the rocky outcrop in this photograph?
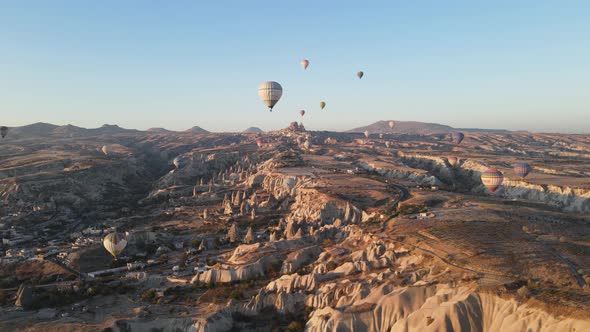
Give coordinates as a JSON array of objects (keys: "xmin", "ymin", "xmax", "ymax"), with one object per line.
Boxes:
[
  {"xmin": 358, "ymin": 159, "xmax": 444, "ymax": 187},
  {"xmin": 398, "ymin": 152, "xmax": 590, "ymax": 213},
  {"xmin": 227, "ymin": 223, "xmax": 240, "ymax": 243},
  {"xmin": 15, "ymin": 284, "xmax": 33, "ymax": 310},
  {"xmin": 193, "ymin": 249, "xmax": 282, "ymax": 284},
  {"xmin": 306, "ymin": 285, "xmax": 590, "ymax": 332},
  {"xmin": 280, "ymin": 245, "xmax": 321, "ymax": 274}
]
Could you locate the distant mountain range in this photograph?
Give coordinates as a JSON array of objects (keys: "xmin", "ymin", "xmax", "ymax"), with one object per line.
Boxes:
[
  {"xmin": 347, "ymin": 120, "xmax": 513, "ymax": 135},
  {"xmin": 4, "ymin": 122, "xmax": 210, "ymax": 138},
  {"xmin": 7, "ymin": 123, "xmax": 140, "ymax": 138},
  {"xmin": 2, "ymin": 121, "xmax": 514, "ymax": 139}
]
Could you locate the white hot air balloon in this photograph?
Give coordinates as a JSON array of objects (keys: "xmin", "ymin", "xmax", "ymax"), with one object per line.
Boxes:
[
  {"xmin": 283, "ymin": 177, "xmax": 296, "ymax": 191},
  {"xmin": 364, "ymin": 131, "xmax": 370, "ymax": 138},
  {"xmin": 173, "ymin": 156, "xmax": 187, "ymax": 169},
  {"xmin": 103, "ymin": 232, "xmax": 127, "ymax": 259},
  {"xmin": 258, "ymin": 81, "xmax": 283, "ymax": 112}
]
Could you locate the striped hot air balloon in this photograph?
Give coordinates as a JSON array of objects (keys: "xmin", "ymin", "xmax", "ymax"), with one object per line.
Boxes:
[
  {"xmin": 447, "ymin": 156, "xmax": 459, "ymax": 167},
  {"xmin": 103, "ymin": 232, "xmax": 127, "ymax": 259},
  {"xmin": 481, "ymin": 169, "xmax": 504, "ymax": 193},
  {"xmin": 258, "ymin": 81, "xmax": 283, "ymax": 112},
  {"xmin": 513, "ymin": 163, "xmax": 531, "ymax": 179},
  {"xmin": 451, "ymin": 132, "xmax": 465, "ymax": 144}
]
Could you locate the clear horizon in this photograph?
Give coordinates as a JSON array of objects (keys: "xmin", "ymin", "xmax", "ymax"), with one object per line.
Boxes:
[{"xmin": 1, "ymin": 1, "xmax": 589, "ymax": 133}]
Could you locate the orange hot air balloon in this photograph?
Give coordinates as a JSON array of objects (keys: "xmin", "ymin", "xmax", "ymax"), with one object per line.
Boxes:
[{"xmin": 447, "ymin": 156, "xmax": 458, "ymax": 167}]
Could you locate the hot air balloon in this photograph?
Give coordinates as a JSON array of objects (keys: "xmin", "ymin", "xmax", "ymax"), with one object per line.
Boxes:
[
  {"xmin": 301, "ymin": 59, "xmax": 309, "ymax": 70},
  {"xmin": 103, "ymin": 232, "xmax": 127, "ymax": 259},
  {"xmin": 101, "ymin": 145, "xmax": 109, "ymax": 156},
  {"xmin": 379, "ymin": 133, "xmax": 384, "ymax": 139},
  {"xmin": 357, "ymin": 71, "xmax": 364, "ymax": 79},
  {"xmin": 481, "ymin": 169, "xmax": 504, "ymax": 193},
  {"xmin": 388, "ymin": 121, "xmax": 395, "ymax": 130},
  {"xmin": 173, "ymin": 156, "xmax": 187, "ymax": 169},
  {"xmin": 258, "ymin": 81, "xmax": 283, "ymax": 112},
  {"xmin": 364, "ymin": 131, "xmax": 370, "ymax": 138},
  {"xmin": 513, "ymin": 163, "xmax": 531, "ymax": 179},
  {"xmin": 303, "ymin": 140, "xmax": 311, "ymax": 150},
  {"xmin": 385, "ymin": 141, "xmax": 391, "ymax": 148},
  {"xmin": 256, "ymin": 138, "xmax": 264, "ymax": 148},
  {"xmin": 319, "ymin": 101, "xmax": 326, "ymax": 110},
  {"xmin": 451, "ymin": 132, "xmax": 465, "ymax": 144},
  {"xmin": 283, "ymin": 177, "xmax": 296, "ymax": 190},
  {"xmin": 447, "ymin": 156, "xmax": 459, "ymax": 167},
  {"xmin": 299, "ymin": 110, "xmax": 305, "ymax": 117},
  {"xmin": 0, "ymin": 126, "xmax": 8, "ymax": 139}
]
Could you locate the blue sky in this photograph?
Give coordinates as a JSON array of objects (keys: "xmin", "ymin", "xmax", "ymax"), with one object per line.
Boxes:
[{"xmin": 1, "ymin": 1, "xmax": 589, "ymax": 133}]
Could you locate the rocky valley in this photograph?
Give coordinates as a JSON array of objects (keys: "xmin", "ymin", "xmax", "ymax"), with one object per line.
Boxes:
[{"xmin": 0, "ymin": 124, "xmax": 589, "ymax": 332}]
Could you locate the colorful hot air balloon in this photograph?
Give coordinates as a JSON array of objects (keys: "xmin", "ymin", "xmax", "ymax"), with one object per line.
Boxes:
[
  {"xmin": 103, "ymin": 232, "xmax": 127, "ymax": 259},
  {"xmin": 388, "ymin": 121, "xmax": 395, "ymax": 130},
  {"xmin": 258, "ymin": 81, "xmax": 283, "ymax": 112},
  {"xmin": 481, "ymin": 169, "xmax": 504, "ymax": 193},
  {"xmin": 256, "ymin": 138, "xmax": 263, "ymax": 148},
  {"xmin": 0, "ymin": 126, "xmax": 8, "ymax": 139},
  {"xmin": 451, "ymin": 132, "xmax": 465, "ymax": 144},
  {"xmin": 301, "ymin": 59, "xmax": 309, "ymax": 70},
  {"xmin": 299, "ymin": 110, "xmax": 305, "ymax": 117},
  {"xmin": 357, "ymin": 71, "xmax": 364, "ymax": 79},
  {"xmin": 513, "ymin": 163, "xmax": 531, "ymax": 179},
  {"xmin": 447, "ymin": 156, "xmax": 459, "ymax": 167},
  {"xmin": 319, "ymin": 101, "xmax": 326, "ymax": 110},
  {"xmin": 364, "ymin": 131, "xmax": 370, "ymax": 138}
]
